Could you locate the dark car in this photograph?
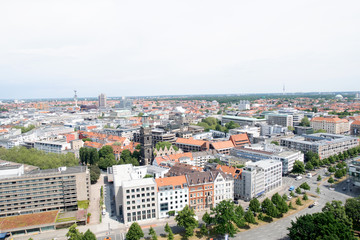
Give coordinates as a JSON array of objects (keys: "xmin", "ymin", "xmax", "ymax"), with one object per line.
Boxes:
[
  {"xmin": 308, "ymin": 204, "xmax": 315, "ymax": 208},
  {"xmin": 233, "ymin": 200, "xmax": 239, "ymax": 204}
]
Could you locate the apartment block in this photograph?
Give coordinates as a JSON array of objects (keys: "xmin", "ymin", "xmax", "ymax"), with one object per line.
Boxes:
[
  {"xmin": 34, "ymin": 140, "xmax": 71, "ymax": 154},
  {"xmin": 216, "ymin": 165, "xmax": 242, "ymax": 199},
  {"xmin": 238, "ymin": 166, "xmax": 265, "ymax": 201},
  {"xmin": 221, "ymin": 116, "xmax": 266, "ymax": 127},
  {"xmin": 351, "ymin": 120, "xmax": 360, "ymax": 136},
  {"xmin": 175, "ymin": 138, "xmax": 209, "ymax": 152},
  {"xmin": 247, "ymin": 159, "xmax": 282, "ymax": 192},
  {"xmin": 212, "ymin": 170, "xmax": 234, "ymax": 206},
  {"xmin": 349, "ymin": 157, "xmax": 360, "ymax": 187}
]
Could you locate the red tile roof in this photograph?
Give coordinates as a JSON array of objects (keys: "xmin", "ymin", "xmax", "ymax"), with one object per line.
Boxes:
[
  {"xmin": 155, "ymin": 176, "xmax": 187, "ymax": 191},
  {"xmin": 176, "ymin": 138, "xmax": 208, "ymax": 146},
  {"xmin": 211, "ymin": 140, "xmax": 234, "ymax": 150}
]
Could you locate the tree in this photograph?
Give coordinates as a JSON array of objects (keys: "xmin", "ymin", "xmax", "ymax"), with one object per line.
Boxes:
[
  {"xmin": 83, "ymin": 229, "xmax": 97, "ymax": 240},
  {"xmin": 322, "ymin": 200, "xmax": 352, "ymax": 227},
  {"xmin": 202, "ymin": 211, "xmax": 212, "ymax": 226},
  {"xmin": 89, "ymin": 165, "xmax": 100, "ymax": 184},
  {"xmin": 98, "ymin": 154, "xmax": 116, "ymax": 170},
  {"xmin": 199, "ymin": 224, "xmax": 208, "ymax": 237},
  {"xmin": 99, "ymin": 145, "xmax": 113, "ymax": 159},
  {"xmin": 317, "ymin": 175, "xmax": 322, "ymax": 181},
  {"xmin": 282, "ymin": 194, "xmax": 288, "ymax": 202},
  {"xmin": 296, "ymin": 198, "xmax": 302, "ymax": 206},
  {"xmin": 295, "ymin": 187, "xmax": 302, "ymax": 194},
  {"xmin": 316, "ymin": 187, "xmax": 320, "ymax": 194},
  {"xmin": 168, "ymin": 231, "xmax": 174, "ymax": 240},
  {"xmin": 302, "ymin": 193, "xmax": 308, "ymax": 201},
  {"xmin": 235, "ymin": 205, "xmax": 245, "ymax": 219},
  {"xmin": 288, "ymin": 212, "xmax": 355, "ymax": 240},
  {"xmin": 88, "ymin": 148, "xmax": 99, "ymax": 165},
  {"xmin": 66, "ymin": 224, "xmax": 83, "ymax": 240},
  {"xmin": 271, "ymin": 193, "xmax": 282, "ymax": 205},
  {"xmin": 271, "ymin": 140, "xmax": 279, "ymax": 145},
  {"xmin": 261, "ymin": 198, "xmax": 273, "ymax": 213},
  {"xmin": 292, "ymin": 160, "xmax": 305, "ymax": 175},
  {"xmin": 305, "ymin": 162, "xmax": 314, "ymax": 171},
  {"xmin": 299, "ymin": 116, "xmax": 310, "ymax": 127},
  {"xmin": 345, "ymin": 197, "xmax": 360, "ymax": 229},
  {"xmin": 249, "ymin": 198, "xmax": 261, "ymax": 213},
  {"xmin": 289, "ymin": 202, "xmax": 294, "ymax": 209},
  {"xmin": 335, "ymin": 169, "xmax": 344, "ymax": 178},
  {"xmin": 244, "ymin": 210, "xmax": 256, "ymax": 226},
  {"xmin": 126, "ymin": 222, "xmax": 144, "ymax": 240},
  {"xmin": 210, "ymin": 200, "xmax": 237, "ymax": 237},
  {"xmin": 175, "ymin": 205, "xmax": 198, "ymax": 238},
  {"xmin": 328, "ymin": 176, "xmax": 335, "ymax": 185},
  {"xmin": 300, "ymin": 182, "xmax": 310, "ymax": 191},
  {"xmin": 328, "ymin": 166, "xmax": 336, "ymax": 173},
  {"xmin": 164, "ymin": 223, "xmax": 171, "ymax": 234},
  {"xmin": 149, "ymin": 227, "xmax": 157, "ymax": 240},
  {"xmin": 276, "ymin": 198, "xmax": 289, "ymax": 214}
]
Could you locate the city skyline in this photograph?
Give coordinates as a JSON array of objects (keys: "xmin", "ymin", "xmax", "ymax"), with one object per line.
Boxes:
[{"xmin": 1, "ymin": 0, "xmax": 360, "ymax": 98}]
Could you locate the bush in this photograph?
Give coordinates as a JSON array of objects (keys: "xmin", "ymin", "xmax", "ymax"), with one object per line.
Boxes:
[
  {"xmin": 296, "ymin": 198, "xmax": 302, "ymax": 206},
  {"xmin": 303, "ymin": 193, "xmax": 308, "ymax": 201}
]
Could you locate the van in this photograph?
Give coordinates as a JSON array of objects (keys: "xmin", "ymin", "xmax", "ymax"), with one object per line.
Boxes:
[{"xmin": 306, "ymin": 173, "xmax": 312, "ymax": 178}]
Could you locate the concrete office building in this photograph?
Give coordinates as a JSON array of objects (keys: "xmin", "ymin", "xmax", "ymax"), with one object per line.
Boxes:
[
  {"xmin": 349, "ymin": 157, "xmax": 360, "ymax": 187},
  {"xmin": 247, "ymin": 159, "xmax": 282, "ymax": 193},
  {"xmin": 0, "ymin": 165, "xmax": 90, "ymax": 218},
  {"xmin": 238, "ymin": 166, "xmax": 265, "ymax": 201},
  {"xmin": 221, "ymin": 116, "xmax": 267, "ymax": 127},
  {"xmin": 280, "ymin": 133, "xmax": 359, "ymax": 159},
  {"xmin": 34, "ymin": 140, "xmax": 71, "ymax": 154},
  {"xmin": 265, "ymin": 113, "xmax": 293, "ymax": 127},
  {"xmin": 231, "ymin": 144, "xmax": 304, "ymax": 175},
  {"xmin": 351, "ymin": 121, "xmax": 360, "ymax": 136},
  {"xmin": 112, "ymin": 164, "xmax": 158, "ymax": 224},
  {"xmin": 155, "ymin": 176, "xmax": 189, "ymax": 218}
]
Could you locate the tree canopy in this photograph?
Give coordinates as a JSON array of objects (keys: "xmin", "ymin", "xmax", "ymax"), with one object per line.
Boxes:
[
  {"xmin": 292, "ymin": 160, "xmax": 305, "ymax": 175},
  {"xmin": 126, "ymin": 222, "xmax": 144, "ymax": 240},
  {"xmin": 0, "ymin": 146, "xmax": 78, "ymax": 169},
  {"xmin": 175, "ymin": 205, "xmax": 198, "ymax": 238}
]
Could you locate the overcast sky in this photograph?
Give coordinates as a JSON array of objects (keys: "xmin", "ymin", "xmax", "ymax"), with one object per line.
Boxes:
[{"xmin": 0, "ymin": 0, "xmax": 359, "ymax": 99}]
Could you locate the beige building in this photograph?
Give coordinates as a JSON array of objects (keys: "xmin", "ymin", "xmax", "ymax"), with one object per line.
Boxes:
[{"xmin": 310, "ymin": 116, "xmax": 350, "ymax": 134}]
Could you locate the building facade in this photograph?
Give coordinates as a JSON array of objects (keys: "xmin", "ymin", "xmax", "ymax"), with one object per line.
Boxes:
[
  {"xmin": 310, "ymin": 117, "xmax": 350, "ymax": 134},
  {"xmin": 265, "ymin": 114, "xmax": 293, "ymax": 127},
  {"xmin": 186, "ymin": 172, "xmax": 214, "ymax": 211}
]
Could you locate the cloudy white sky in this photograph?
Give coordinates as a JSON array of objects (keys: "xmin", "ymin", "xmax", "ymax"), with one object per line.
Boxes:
[{"xmin": 0, "ymin": 0, "xmax": 359, "ymax": 99}]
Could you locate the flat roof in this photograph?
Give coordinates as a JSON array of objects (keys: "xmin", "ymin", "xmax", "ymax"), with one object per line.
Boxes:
[
  {"xmin": 222, "ymin": 116, "xmax": 266, "ymax": 122},
  {"xmin": 122, "ymin": 178, "xmax": 155, "ymax": 188},
  {"xmin": 0, "ymin": 210, "xmax": 58, "ymax": 231}
]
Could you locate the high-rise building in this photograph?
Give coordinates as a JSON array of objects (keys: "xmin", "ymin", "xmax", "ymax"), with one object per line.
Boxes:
[
  {"xmin": 98, "ymin": 93, "xmax": 107, "ymax": 108},
  {"xmin": 140, "ymin": 114, "xmax": 153, "ymax": 165}
]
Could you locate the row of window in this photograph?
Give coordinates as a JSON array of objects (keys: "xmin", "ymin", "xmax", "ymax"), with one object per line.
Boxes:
[
  {"xmin": 125, "ymin": 186, "xmax": 154, "ymax": 194},
  {"xmin": 126, "ymin": 192, "xmax": 155, "ymax": 199},
  {"xmin": 126, "ymin": 209, "xmax": 156, "ymax": 222}
]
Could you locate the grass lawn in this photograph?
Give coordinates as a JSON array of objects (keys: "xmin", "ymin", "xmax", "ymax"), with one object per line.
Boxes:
[{"xmin": 78, "ymin": 200, "xmax": 90, "ymax": 209}]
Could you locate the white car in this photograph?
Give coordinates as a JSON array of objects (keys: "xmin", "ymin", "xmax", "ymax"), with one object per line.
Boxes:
[
  {"xmin": 296, "ymin": 176, "xmax": 303, "ymax": 180},
  {"xmin": 287, "ymin": 195, "xmax": 292, "ymax": 200},
  {"xmin": 313, "ymin": 201, "xmax": 318, "ymax": 206}
]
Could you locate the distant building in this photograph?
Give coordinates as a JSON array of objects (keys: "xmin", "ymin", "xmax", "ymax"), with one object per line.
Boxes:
[
  {"xmin": 349, "ymin": 157, "xmax": 360, "ymax": 187},
  {"xmin": 34, "ymin": 140, "xmax": 71, "ymax": 154},
  {"xmin": 294, "ymin": 126, "xmax": 313, "ymax": 135},
  {"xmin": 175, "ymin": 138, "xmax": 209, "ymax": 152},
  {"xmin": 98, "ymin": 93, "xmax": 107, "ymax": 108},
  {"xmin": 350, "ymin": 120, "xmax": 360, "ymax": 136},
  {"xmin": 238, "ymin": 100, "xmax": 250, "ymax": 110},
  {"xmin": 221, "ymin": 116, "xmax": 266, "ymax": 127},
  {"xmin": 310, "ymin": 116, "xmax": 350, "ymax": 134},
  {"xmin": 265, "ymin": 113, "xmax": 293, "ymax": 128},
  {"xmin": 140, "ymin": 114, "xmax": 153, "ymax": 165}
]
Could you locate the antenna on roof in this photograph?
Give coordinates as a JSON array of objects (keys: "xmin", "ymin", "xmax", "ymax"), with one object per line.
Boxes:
[
  {"xmin": 74, "ymin": 90, "xmax": 78, "ymax": 108},
  {"xmin": 283, "ymin": 84, "xmax": 285, "ymax": 96}
]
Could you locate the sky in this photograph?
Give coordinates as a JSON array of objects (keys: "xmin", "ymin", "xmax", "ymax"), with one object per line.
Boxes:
[{"xmin": 0, "ymin": 0, "xmax": 360, "ymax": 99}]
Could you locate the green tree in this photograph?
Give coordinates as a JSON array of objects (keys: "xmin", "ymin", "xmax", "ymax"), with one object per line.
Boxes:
[
  {"xmin": 271, "ymin": 193, "xmax": 283, "ymax": 205},
  {"xmin": 164, "ymin": 222, "xmax": 171, "ymax": 234},
  {"xmin": 322, "ymin": 200, "xmax": 352, "ymax": 227},
  {"xmin": 202, "ymin": 211, "xmax": 212, "ymax": 226},
  {"xmin": 317, "ymin": 175, "xmax": 322, "ymax": 181},
  {"xmin": 89, "ymin": 165, "xmax": 100, "ymax": 184},
  {"xmin": 345, "ymin": 197, "xmax": 360, "ymax": 229},
  {"xmin": 335, "ymin": 169, "xmax": 344, "ymax": 178},
  {"xmin": 282, "ymin": 194, "xmax": 288, "ymax": 202},
  {"xmin": 244, "ymin": 210, "xmax": 256, "ymax": 226},
  {"xmin": 300, "ymin": 182, "xmax": 310, "ymax": 191},
  {"xmin": 289, "ymin": 202, "xmax": 294, "ymax": 209},
  {"xmin": 149, "ymin": 227, "xmax": 157, "ymax": 240},
  {"xmin": 210, "ymin": 200, "xmax": 238, "ymax": 237},
  {"xmin": 316, "ymin": 187, "xmax": 320, "ymax": 194},
  {"xmin": 299, "ymin": 116, "xmax": 310, "ymax": 127},
  {"xmin": 328, "ymin": 166, "xmax": 336, "ymax": 173},
  {"xmin": 287, "ymin": 212, "xmax": 355, "ymax": 240},
  {"xmin": 83, "ymin": 229, "xmax": 97, "ymax": 240},
  {"xmin": 328, "ymin": 176, "xmax": 335, "ymax": 185},
  {"xmin": 305, "ymin": 162, "xmax": 314, "ymax": 171},
  {"xmin": 167, "ymin": 231, "xmax": 174, "ymax": 240},
  {"xmin": 98, "ymin": 154, "xmax": 116, "ymax": 170},
  {"xmin": 126, "ymin": 222, "xmax": 144, "ymax": 240},
  {"xmin": 296, "ymin": 198, "xmax": 302, "ymax": 206},
  {"xmin": 175, "ymin": 205, "xmax": 198, "ymax": 238},
  {"xmin": 249, "ymin": 198, "xmax": 261, "ymax": 213},
  {"xmin": 99, "ymin": 145, "xmax": 113, "ymax": 159},
  {"xmin": 199, "ymin": 224, "xmax": 208, "ymax": 237},
  {"xmin": 66, "ymin": 224, "xmax": 83, "ymax": 240},
  {"xmin": 295, "ymin": 187, "xmax": 302, "ymax": 194},
  {"xmin": 261, "ymin": 198, "xmax": 273, "ymax": 213},
  {"xmin": 271, "ymin": 140, "xmax": 279, "ymax": 145},
  {"xmin": 292, "ymin": 160, "xmax": 305, "ymax": 175},
  {"xmin": 303, "ymin": 193, "xmax": 308, "ymax": 201}
]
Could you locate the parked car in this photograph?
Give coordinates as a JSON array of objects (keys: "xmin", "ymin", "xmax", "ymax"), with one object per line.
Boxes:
[
  {"xmin": 289, "ymin": 186, "xmax": 295, "ymax": 191},
  {"xmin": 306, "ymin": 173, "xmax": 312, "ymax": 178},
  {"xmin": 296, "ymin": 176, "xmax": 303, "ymax": 180},
  {"xmin": 308, "ymin": 204, "xmax": 315, "ymax": 208},
  {"xmin": 233, "ymin": 200, "xmax": 239, "ymax": 204},
  {"xmin": 288, "ymin": 195, "xmax": 292, "ymax": 200}
]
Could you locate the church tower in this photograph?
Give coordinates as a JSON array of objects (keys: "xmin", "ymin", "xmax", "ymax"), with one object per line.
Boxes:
[{"xmin": 140, "ymin": 114, "xmax": 153, "ymax": 165}]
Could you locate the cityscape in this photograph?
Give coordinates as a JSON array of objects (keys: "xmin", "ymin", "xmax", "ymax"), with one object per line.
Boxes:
[{"xmin": 1, "ymin": 1, "xmax": 360, "ymax": 240}]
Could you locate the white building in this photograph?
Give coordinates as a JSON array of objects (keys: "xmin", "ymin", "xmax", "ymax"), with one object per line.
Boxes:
[
  {"xmin": 239, "ymin": 166, "xmax": 265, "ymax": 201},
  {"xmin": 213, "ymin": 171, "xmax": 234, "ymax": 206},
  {"xmin": 112, "ymin": 164, "xmax": 158, "ymax": 224},
  {"xmin": 349, "ymin": 157, "xmax": 360, "ymax": 187},
  {"xmin": 247, "ymin": 159, "xmax": 282, "ymax": 192},
  {"xmin": 34, "ymin": 140, "xmax": 71, "ymax": 154},
  {"xmin": 155, "ymin": 176, "xmax": 189, "ymax": 218}
]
